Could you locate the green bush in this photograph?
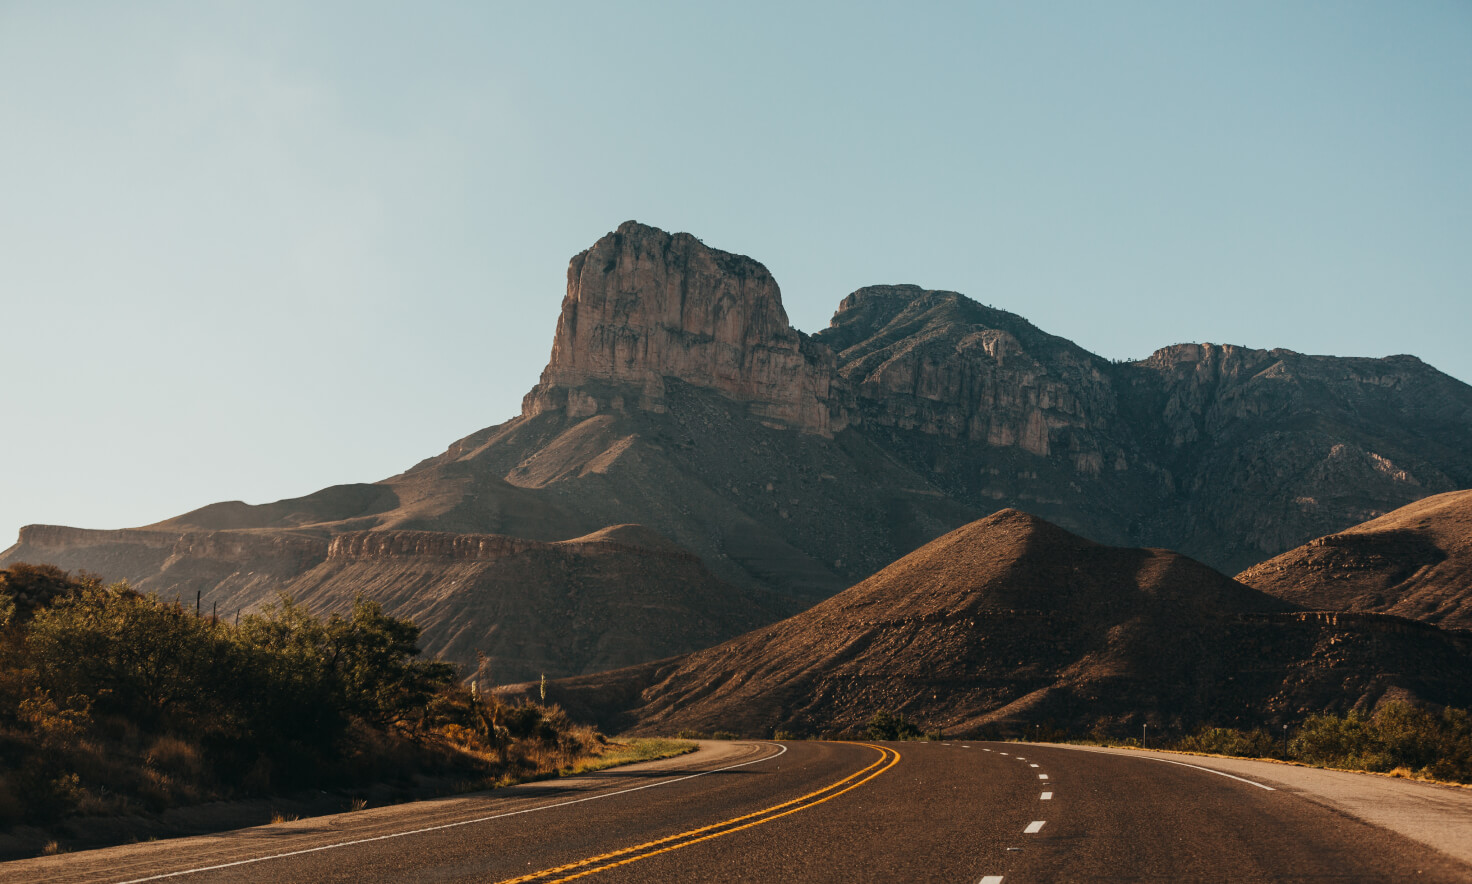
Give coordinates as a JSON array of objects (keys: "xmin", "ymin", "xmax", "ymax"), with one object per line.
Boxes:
[
  {"xmin": 1167, "ymin": 703, "xmax": 1472, "ymax": 783},
  {"xmin": 1176, "ymin": 727, "xmax": 1278, "ymax": 758},
  {"xmin": 1293, "ymin": 703, "xmax": 1472, "ymax": 780},
  {"xmin": 865, "ymin": 710, "xmax": 922, "ymax": 741}
]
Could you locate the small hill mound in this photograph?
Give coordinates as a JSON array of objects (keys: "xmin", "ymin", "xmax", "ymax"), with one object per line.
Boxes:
[
  {"xmin": 1238, "ymin": 489, "xmax": 1472, "ymax": 629},
  {"xmin": 535, "ymin": 509, "xmax": 1472, "ymax": 738}
]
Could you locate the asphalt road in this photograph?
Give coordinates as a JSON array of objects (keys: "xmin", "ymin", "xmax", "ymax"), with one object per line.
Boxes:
[{"xmin": 7, "ymin": 740, "xmax": 1471, "ymax": 883}]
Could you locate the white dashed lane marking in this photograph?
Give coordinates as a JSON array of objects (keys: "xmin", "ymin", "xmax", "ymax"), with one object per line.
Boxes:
[
  {"xmin": 1029, "ymin": 764, "xmax": 1039, "ymax": 768},
  {"xmin": 1041, "ymin": 791, "xmax": 1053, "ymax": 800},
  {"xmin": 980, "ymin": 876, "xmax": 1005, "ymax": 884},
  {"xmin": 1038, "ymin": 773, "xmax": 1048, "ymax": 780},
  {"xmin": 1024, "ymin": 820, "xmax": 1046, "ymax": 834}
]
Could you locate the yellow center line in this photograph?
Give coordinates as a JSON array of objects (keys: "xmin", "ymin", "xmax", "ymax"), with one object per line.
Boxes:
[{"xmin": 491, "ymin": 742, "xmax": 901, "ymax": 884}]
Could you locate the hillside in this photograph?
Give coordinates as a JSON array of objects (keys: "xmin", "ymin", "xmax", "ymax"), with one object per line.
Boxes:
[
  {"xmin": 4, "ymin": 524, "xmax": 793, "ymax": 683},
  {"xmin": 532, "ymin": 510, "xmax": 1472, "ymax": 738},
  {"xmin": 1238, "ymin": 489, "xmax": 1472, "ymax": 629}
]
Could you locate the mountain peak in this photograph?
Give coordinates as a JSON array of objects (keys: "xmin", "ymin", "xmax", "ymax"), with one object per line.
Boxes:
[{"xmin": 522, "ymin": 222, "xmax": 848, "ymax": 435}]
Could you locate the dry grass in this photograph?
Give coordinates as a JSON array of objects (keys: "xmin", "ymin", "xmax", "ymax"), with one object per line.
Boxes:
[{"xmin": 562, "ymin": 739, "xmax": 697, "ymax": 776}]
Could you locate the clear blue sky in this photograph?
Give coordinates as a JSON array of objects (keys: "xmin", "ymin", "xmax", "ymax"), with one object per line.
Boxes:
[{"xmin": 3, "ymin": 1, "xmax": 1469, "ymax": 548}]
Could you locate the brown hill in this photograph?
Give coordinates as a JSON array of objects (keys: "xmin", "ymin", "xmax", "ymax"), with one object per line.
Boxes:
[
  {"xmin": 530, "ymin": 510, "xmax": 1472, "ymax": 738},
  {"xmin": 1238, "ymin": 489, "xmax": 1472, "ymax": 629},
  {"xmin": 3, "ymin": 523, "xmax": 794, "ymax": 684}
]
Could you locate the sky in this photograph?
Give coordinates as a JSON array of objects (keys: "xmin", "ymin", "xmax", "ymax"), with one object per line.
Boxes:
[{"xmin": 2, "ymin": 1, "xmax": 1469, "ymax": 548}]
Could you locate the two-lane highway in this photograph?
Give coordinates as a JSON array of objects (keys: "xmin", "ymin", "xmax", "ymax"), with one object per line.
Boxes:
[{"xmin": 6, "ymin": 740, "xmax": 1471, "ymax": 883}]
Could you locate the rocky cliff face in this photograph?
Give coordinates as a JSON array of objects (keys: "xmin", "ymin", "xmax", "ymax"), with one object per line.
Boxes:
[
  {"xmin": 1117, "ymin": 345, "xmax": 1472, "ymax": 568},
  {"xmin": 819, "ymin": 285, "xmax": 1127, "ymax": 471},
  {"xmin": 523, "ymin": 221, "xmax": 847, "ymax": 436}
]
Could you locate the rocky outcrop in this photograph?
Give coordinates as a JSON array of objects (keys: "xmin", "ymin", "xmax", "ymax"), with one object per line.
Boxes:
[
  {"xmin": 818, "ymin": 286, "xmax": 1126, "ymax": 471},
  {"xmin": 1117, "ymin": 346, "xmax": 1472, "ymax": 569},
  {"xmin": 326, "ymin": 528, "xmax": 701, "ymax": 563},
  {"xmin": 523, "ymin": 221, "xmax": 847, "ymax": 435}
]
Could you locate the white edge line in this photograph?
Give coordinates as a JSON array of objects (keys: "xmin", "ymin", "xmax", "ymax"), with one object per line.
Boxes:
[
  {"xmin": 1052, "ymin": 745, "xmax": 1276, "ymax": 791},
  {"xmin": 1123, "ymin": 754, "xmax": 1276, "ymax": 790},
  {"xmin": 112, "ymin": 743, "xmax": 791, "ymax": 884}
]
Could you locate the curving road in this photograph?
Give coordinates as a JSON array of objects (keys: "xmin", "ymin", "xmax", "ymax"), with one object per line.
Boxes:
[{"xmin": 6, "ymin": 740, "xmax": 1471, "ymax": 883}]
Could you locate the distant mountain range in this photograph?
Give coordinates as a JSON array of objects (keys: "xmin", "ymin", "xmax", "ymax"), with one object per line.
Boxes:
[{"xmin": 6, "ymin": 221, "xmax": 1471, "ymax": 684}]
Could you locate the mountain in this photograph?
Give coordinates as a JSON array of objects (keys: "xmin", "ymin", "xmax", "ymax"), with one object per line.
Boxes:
[
  {"xmin": 530, "ymin": 510, "xmax": 1472, "ymax": 737},
  {"xmin": 1238, "ymin": 489, "xmax": 1472, "ymax": 630},
  {"xmin": 7, "ymin": 220, "xmax": 1472, "ymax": 675}
]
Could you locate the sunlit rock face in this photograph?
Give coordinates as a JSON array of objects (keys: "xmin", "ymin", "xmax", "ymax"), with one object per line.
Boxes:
[
  {"xmin": 818, "ymin": 284, "xmax": 1125, "ymax": 470},
  {"xmin": 523, "ymin": 221, "xmax": 848, "ymax": 436}
]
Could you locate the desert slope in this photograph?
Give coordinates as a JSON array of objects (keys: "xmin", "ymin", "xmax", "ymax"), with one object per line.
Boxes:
[
  {"xmin": 1238, "ymin": 489, "xmax": 1472, "ymax": 629},
  {"xmin": 3, "ymin": 522, "xmax": 794, "ymax": 683}
]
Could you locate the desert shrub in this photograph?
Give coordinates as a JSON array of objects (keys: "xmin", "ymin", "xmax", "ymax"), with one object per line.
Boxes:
[
  {"xmin": 1176, "ymin": 726, "xmax": 1277, "ymax": 758},
  {"xmin": 0, "ymin": 564, "xmax": 97, "ymax": 626},
  {"xmin": 865, "ymin": 709, "xmax": 922, "ymax": 741},
  {"xmin": 1293, "ymin": 703, "xmax": 1472, "ymax": 780},
  {"xmin": 27, "ymin": 585, "xmax": 250, "ymax": 736},
  {"xmin": 0, "ymin": 566, "xmax": 618, "ymax": 840},
  {"xmin": 1165, "ymin": 704, "xmax": 1472, "ymax": 783}
]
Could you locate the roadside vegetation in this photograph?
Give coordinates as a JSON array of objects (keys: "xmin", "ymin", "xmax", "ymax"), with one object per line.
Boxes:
[
  {"xmin": 1002, "ymin": 703, "xmax": 1472, "ymax": 785},
  {"xmin": 1163, "ymin": 704, "xmax": 1472, "ymax": 783},
  {"xmin": 0, "ymin": 563, "xmax": 690, "ymax": 854}
]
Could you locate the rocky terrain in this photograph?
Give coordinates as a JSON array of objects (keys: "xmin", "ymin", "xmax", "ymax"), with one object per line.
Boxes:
[
  {"xmin": 6, "ymin": 220, "xmax": 1471, "ymax": 677},
  {"xmin": 1239, "ymin": 489, "xmax": 1472, "ymax": 630},
  {"xmin": 528, "ymin": 510, "xmax": 1472, "ymax": 738},
  {"xmin": 5, "ymin": 521, "xmax": 793, "ymax": 683}
]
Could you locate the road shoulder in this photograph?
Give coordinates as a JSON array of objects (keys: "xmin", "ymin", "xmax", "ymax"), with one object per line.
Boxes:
[{"xmin": 1039, "ymin": 742, "xmax": 1472, "ymax": 866}]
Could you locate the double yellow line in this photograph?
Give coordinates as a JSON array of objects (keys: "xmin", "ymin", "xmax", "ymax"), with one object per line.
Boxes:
[{"xmin": 493, "ymin": 742, "xmax": 901, "ymax": 883}]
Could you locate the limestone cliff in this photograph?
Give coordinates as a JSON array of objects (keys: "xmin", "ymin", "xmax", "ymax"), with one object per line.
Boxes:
[{"xmin": 523, "ymin": 221, "xmax": 847, "ymax": 435}]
